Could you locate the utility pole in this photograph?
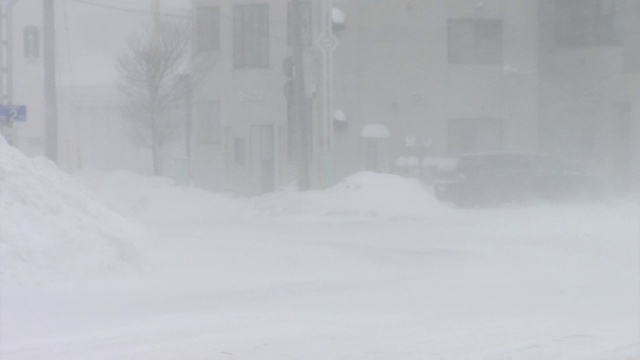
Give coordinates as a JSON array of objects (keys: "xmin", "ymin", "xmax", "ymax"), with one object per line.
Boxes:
[
  {"xmin": 0, "ymin": 0, "xmax": 19, "ymax": 145},
  {"xmin": 291, "ymin": 0, "xmax": 310, "ymax": 190},
  {"xmin": 43, "ymin": 0, "xmax": 58, "ymax": 162},
  {"xmin": 0, "ymin": 0, "xmax": 18, "ymax": 105},
  {"xmin": 316, "ymin": 0, "xmax": 339, "ymax": 187},
  {"xmin": 184, "ymin": 74, "xmax": 191, "ymax": 160}
]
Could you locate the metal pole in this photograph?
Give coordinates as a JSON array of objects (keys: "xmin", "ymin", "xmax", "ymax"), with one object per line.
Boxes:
[
  {"xmin": 44, "ymin": 0, "xmax": 58, "ymax": 162},
  {"xmin": 323, "ymin": 0, "xmax": 335, "ymax": 150},
  {"xmin": 4, "ymin": 0, "xmax": 16, "ymax": 104},
  {"xmin": 0, "ymin": 0, "xmax": 20, "ymax": 145},
  {"xmin": 316, "ymin": 0, "xmax": 338, "ymax": 186},
  {"xmin": 185, "ymin": 76, "xmax": 192, "ymax": 160},
  {"xmin": 292, "ymin": 0, "xmax": 310, "ymax": 190},
  {"xmin": 0, "ymin": 0, "xmax": 19, "ymax": 105}
]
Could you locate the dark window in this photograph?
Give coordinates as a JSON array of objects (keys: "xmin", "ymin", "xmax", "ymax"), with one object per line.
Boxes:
[
  {"xmin": 233, "ymin": 4, "xmax": 269, "ymax": 68},
  {"xmin": 555, "ymin": 0, "xmax": 623, "ymax": 47},
  {"xmin": 288, "ymin": 1, "xmax": 313, "ymax": 47},
  {"xmin": 448, "ymin": 19, "xmax": 503, "ymax": 64},
  {"xmin": 448, "ymin": 118, "xmax": 503, "ymax": 155},
  {"xmin": 196, "ymin": 6, "xmax": 220, "ymax": 52},
  {"xmin": 234, "ymin": 138, "xmax": 246, "ymax": 166}
]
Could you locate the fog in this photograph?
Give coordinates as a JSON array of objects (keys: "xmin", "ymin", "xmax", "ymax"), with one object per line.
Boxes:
[
  {"xmin": 2, "ymin": 0, "xmax": 638, "ymax": 191},
  {"xmin": 0, "ymin": 0, "xmax": 639, "ymax": 359}
]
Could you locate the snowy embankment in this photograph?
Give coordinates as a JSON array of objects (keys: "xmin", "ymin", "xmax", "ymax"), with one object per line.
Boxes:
[
  {"xmin": 1, "ymin": 140, "xmax": 638, "ymax": 359},
  {"xmin": 0, "ymin": 137, "xmax": 143, "ymax": 285},
  {"xmin": 78, "ymin": 170, "xmax": 448, "ymax": 225}
]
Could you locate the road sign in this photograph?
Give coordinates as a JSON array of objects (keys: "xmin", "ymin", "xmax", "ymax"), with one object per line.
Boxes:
[
  {"xmin": 315, "ymin": 32, "xmax": 339, "ymax": 53},
  {"xmin": 0, "ymin": 105, "xmax": 27, "ymax": 122}
]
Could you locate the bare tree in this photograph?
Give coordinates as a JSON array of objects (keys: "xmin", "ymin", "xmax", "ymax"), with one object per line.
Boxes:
[{"xmin": 116, "ymin": 21, "xmax": 195, "ymax": 175}]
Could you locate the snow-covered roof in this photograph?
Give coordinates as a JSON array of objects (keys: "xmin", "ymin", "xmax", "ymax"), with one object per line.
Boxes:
[
  {"xmin": 360, "ymin": 124, "xmax": 390, "ymax": 139},
  {"xmin": 333, "ymin": 109, "xmax": 346, "ymax": 122}
]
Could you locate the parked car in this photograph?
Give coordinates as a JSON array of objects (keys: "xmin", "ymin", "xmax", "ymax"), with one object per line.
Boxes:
[{"xmin": 433, "ymin": 152, "xmax": 603, "ymax": 206}]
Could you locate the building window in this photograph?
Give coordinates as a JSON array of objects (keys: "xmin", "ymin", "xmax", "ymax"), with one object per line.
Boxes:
[
  {"xmin": 233, "ymin": 4, "xmax": 269, "ymax": 68},
  {"xmin": 448, "ymin": 19, "xmax": 503, "ymax": 64},
  {"xmin": 448, "ymin": 118, "xmax": 503, "ymax": 155},
  {"xmin": 288, "ymin": 1, "xmax": 313, "ymax": 47},
  {"xmin": 195, "ymin": 101, "xmax": 220, "ymax": 144},
  {"xmin": 196, "ymin": 6, "xmax": 220, "ymax": 52},
  {"xmin": 234, "ymin": 138, "xmax": 246, "ymax": 166},
  {"xmin": 555, "ymin": 0, "xmax": 623, "ymax": 47}
]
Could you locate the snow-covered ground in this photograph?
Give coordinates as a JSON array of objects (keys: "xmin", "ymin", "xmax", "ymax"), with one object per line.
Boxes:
[{"xmin": 1, "ymin": 137, "xmax": 638, "ymax": 359}]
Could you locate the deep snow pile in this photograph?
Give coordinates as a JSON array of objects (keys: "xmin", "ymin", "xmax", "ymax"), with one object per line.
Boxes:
[
  {"xmin": 77, "ymin": 171, "xmax": 447, "ymax": 225},
  {"xmin": 76, "ymin": 170, "xmax": 245, "ymax": 227},
  {"xmin": 0, "ymin": 136, "xmax": 143, "ymax": 285},
  {"xmin": 247, "ymin": 172, "xmax": 447, "ymax": 221}
]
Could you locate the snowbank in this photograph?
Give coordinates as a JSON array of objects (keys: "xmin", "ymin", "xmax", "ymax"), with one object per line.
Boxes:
[
  {"xmin": 76, "ymin": 171, "xmax": 446, "ymax": 225},
  {"xmin": 246, "ymin": 172, "xmax": 447, "ymax": 221},
  {"xmin": 76, "ymin": 170, "xmax": 245, "ymax": 227},
  {"xmin": 0, "ymin": 136, "xmax": 143, "ymax": 285}
]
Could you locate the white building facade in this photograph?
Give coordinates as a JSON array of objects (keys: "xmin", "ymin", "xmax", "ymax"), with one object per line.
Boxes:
[
  {"xmin": 191, "ymin": 0, "xmax": 334, "ymax": 194},
  {"xmin": 191, "ymin": 0, "xmax": 639, "ymax": 192},
  {"xmin": 331, "ymin": 0, "xmax": 540, "ymax": 178}
]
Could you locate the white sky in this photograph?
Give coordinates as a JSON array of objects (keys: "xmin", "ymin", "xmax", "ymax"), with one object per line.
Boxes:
[{"xmin": 13, "ymin": 0, "xmax": 191, "ymax": 86}]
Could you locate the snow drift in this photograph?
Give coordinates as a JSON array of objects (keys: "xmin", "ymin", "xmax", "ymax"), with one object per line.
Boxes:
[
  {"xmin": 246, "ymin": 171, "xmax": 447, "ymax": 221},
  {"xmin": 78, "ymin": 170, "xmax": 447, "ymax": 224},
  {"xmin": 0, "ymin": 136, "xmax": 143, "ymax": 285},
  {"xmin": 76, "ymin": 170, "xmax": 245, "ymax": 227}
]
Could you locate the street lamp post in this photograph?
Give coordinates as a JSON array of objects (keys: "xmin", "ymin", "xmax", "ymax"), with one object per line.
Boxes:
[
  {"xmin": 315, "ymin": 0, "xmax": 339, "ymax": 186},
  {"xmin": 0, "ymin": 0, "xmax": 20, "ymax": 145},
  {"xmin": 0, "ymin": 0, "xmax": 19, "ymax": 105},
  {"xmin": 43, "ymin": 0, "xmax": 58, "ymax": 162}
]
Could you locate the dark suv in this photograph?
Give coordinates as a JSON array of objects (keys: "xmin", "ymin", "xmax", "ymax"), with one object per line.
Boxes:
[{"xmin": 434, "ymin": 152, "xmax": 603, "ymax": 206}]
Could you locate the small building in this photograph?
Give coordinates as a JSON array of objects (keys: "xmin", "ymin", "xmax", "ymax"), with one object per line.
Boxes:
[
  {"xmin": 191, "ymin": 0, "xmax": 330, "ymax": 194},
  {"xmin": 537, "ymin": 0, "xmax": 638, "ymax": 182},
  {"xmin": 191, "ymin": 0, "xmax": 639, "ymax": 193},
  {"xmin": 331, "ymin": 0, "xmax": 540, "ymax": 180}
]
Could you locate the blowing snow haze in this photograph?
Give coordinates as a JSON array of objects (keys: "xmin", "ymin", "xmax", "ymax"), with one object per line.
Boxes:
[{"xmin": 0, "ymin": 0, "xmax": 639, "ymax": 359}]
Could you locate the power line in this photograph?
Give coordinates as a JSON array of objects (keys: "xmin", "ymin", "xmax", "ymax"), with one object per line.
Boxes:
[
  {"xmin": 72, "ymin": 1, "xmax": 291, "ymax": 46},
  {"xmin": 70, "ymin": 0, "xmax": 189, "ymax": 19}
]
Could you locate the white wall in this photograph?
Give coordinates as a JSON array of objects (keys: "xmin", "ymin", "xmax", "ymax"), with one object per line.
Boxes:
[{"xmin": 332, "ymin": 0, "xmax": 539, "ymax": 178}]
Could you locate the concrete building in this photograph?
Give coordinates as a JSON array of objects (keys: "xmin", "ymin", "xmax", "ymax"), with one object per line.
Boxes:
[
  {"xmin": 191, "ymin": 0, "xmax": 638, "ymax": 192},
  {"xmin": 331, "ymin": 0, "xmax": 540, "ymax": 179},
  {"xmin": 538, "ymin": 0, "xmax": 637, "ymax": 183},
  {"xmin": 191, "ymin": 0, "xmax": 333, "ymax": 194}
]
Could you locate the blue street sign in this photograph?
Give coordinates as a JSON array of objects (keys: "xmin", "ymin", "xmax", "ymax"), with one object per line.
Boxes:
[{"xmin": 0, "ymin": 105, "xmax": 27, "ymax": 122}]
